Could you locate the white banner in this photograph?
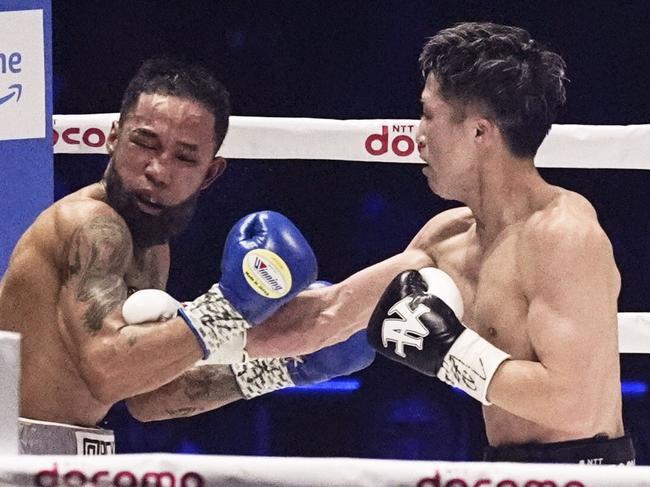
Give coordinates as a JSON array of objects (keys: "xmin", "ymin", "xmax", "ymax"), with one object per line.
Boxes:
[
  {"xmin": 0, "ymin": 10, "xmax": 45, "ymax": 141},
  {"xmin": 0, "ymin": 454, "xmax": 648, "ymax": 487},
  {"xmin": 52, "ymin": 114, "xmax": 650, "ymax": 169}
]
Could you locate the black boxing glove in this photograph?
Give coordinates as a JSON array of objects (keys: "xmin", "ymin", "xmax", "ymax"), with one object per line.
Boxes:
[{"xmin": 367, "ymin": 268, "xmax": 510, "ymax": 405}]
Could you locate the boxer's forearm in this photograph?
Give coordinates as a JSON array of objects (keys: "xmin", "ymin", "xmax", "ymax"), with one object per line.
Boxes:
[
  {"xmin": 247, "ymin": 249, "xmax": 434, "ymax": 358},
  {"xmin": 487, "ymin": 359, "xmax": 598, "ymax": 429},
  {"xmin": 125, "ymin": 365, "xmax": 243, "ymax": 421}
]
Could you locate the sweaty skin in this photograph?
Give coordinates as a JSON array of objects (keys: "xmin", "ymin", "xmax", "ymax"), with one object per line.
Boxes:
[
  {"xmin": 241, "ymin": 75, "xmax": 624, "ymax": 447},
  {"xmin": 0, "ymin": 94, "xmax": 241, "ymax": 426}
]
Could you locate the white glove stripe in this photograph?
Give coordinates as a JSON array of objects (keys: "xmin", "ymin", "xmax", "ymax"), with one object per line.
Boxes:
[{"xmin": 436, "ymin": 328, "xmax": 510, "ymax": 405}]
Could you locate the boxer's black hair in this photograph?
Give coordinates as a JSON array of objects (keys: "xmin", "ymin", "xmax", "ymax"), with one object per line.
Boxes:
[
  {"xmin": 419, "ymin": 22, "xmax": 567, "ymax": 158},
  {"xmin": 120, "ymin": 57, "xmax": 231, "ymax": 151}
]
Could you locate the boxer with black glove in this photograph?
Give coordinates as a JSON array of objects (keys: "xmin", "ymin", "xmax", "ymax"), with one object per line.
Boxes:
[{"xmin": 367, "ymin": 267, "xmax": 510, "ymax": 405}]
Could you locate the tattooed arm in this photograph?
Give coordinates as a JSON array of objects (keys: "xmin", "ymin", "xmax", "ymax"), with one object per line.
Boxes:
[
  {"xmin": 57, "ymin": 205, "xmax": 203, "ymax": 405},
  {"xmin": 125, "ymin": 365, "xmax": 244, "ymax": 421}
]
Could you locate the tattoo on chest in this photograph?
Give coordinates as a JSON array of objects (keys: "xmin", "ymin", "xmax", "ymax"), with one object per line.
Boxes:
[{"xmin": 66, "ymin": 216, "xmax": 131, "ymax": 333}]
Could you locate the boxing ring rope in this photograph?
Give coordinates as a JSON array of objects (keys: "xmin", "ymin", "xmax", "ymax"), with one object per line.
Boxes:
[
  {"xmin": 2, "ymin": 453, "xmax": 650, "ymax": 486},
  {"xmin": 54, "ymin": 114, "xmax": 650, "ymax": 354},
  {"xmin": 0, "ymin": 114, "xmax": 635, "ymax": 484}
]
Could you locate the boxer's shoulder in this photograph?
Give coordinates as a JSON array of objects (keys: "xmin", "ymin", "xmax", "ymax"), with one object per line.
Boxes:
[
  {"xmin": 519, "ymin": 188, "xmax": 615, "ymax": 285},
  {"xmin": 408, "ymin": 206, "xmax": 475, "ymax": 253},
  {"xmin": 523, "ymin": 188, "xmax": 604, "ymax": 250}
]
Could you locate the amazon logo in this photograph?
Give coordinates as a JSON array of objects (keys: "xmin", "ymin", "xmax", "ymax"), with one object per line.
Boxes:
[{"xmin": 0, "ymin": 51, "xmax": 22, "ymax": 107}]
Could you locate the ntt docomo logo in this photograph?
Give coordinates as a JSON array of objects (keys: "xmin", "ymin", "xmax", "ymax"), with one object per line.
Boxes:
[
  {"xmin": 53, "ymin": 127, "xmax": 107, "ymax": 147},
  {"xmin": 34, "ymin": 464, "xmax": 205, "ymax": 487},
  {"xmin": 365, "ymin": 124, "xmax": 416, "ymax": 157},
  {"xmin": 416, "ymin": 472, "xmax": 585, "ymax": 487}
]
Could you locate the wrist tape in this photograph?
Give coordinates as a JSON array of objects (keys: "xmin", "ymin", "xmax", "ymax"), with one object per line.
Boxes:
[
  {"xmin": 436, "ymin": 328, "xmax": 510, "ymax": 405},
  {"xmin": 181, "ymin": 284, "xmax": 251, "ymax": 360},
  {"xmin": 231, "ymin": 357, "xmax": 295, "ymax": 399}
]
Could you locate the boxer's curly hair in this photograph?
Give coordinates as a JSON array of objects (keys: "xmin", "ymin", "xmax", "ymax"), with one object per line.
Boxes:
[
  {"xmin": 120, "ymin": 57, "xmax": 231, "ymax": 151},
  {"xmin": 419, "ymin": 22, "xmax": 567, "ymax": 158}
]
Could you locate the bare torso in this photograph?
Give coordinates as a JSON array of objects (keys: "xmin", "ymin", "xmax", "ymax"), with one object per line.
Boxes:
[
  {"xmin": 0, "ymin": 183, "xmax": 169, "ymax": 426},
  {"xmin": 413, "ymin": 192, "xmax": 623, "ymax": 445}
]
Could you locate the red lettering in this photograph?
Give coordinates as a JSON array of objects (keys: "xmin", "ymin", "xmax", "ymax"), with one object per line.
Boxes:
[
  {"xmin": 113, "ymin": 471, "xmax": 137, "ymax": 487},
  {"xmin": 142, "ymin": 471, "xmax": 176, "ymax": 487},
  {"xmin": 181, "ymin": 472, "xmax": 205, "ymax": 487},
  {"xmin": 90, "ymin": 471, "xmax": 109, "ymax": 484},
  {"xmin": 53, "ymin": 127, "xmax": 107, "ymax": 147},
  {"xmin": 496, "ymin": 481, "xmax": 517, "ymax": 487},
  {"xmin": 62, "ymin": 471, "xmax": 86, "ymax": 487},
  {"xmin": 82, "ymin": 127, "xmax": 106, "ymax": 148},
  {"xmin": 365, "ymin": 126, "xmax": 388, "ymax": 155},
  {"xmin": 524, "ymin": 481, "xmax": 558, "ymax": 487},
  {"xmin": 62, "ymin": 127, "xmax": 80, "ymax": 145},
  {"xmin": 564, "ymin": 483, "xmax": 586, "ymax": 487},
  {"xmin": 34, "ymin": 464, "xmax": 59, "ymax": 487},
  {"xmin": 392, "ymin": 134, "xmax": 415, "ymax": 156},
  {"xmin": 417, "ymin": 473, "xmax": 441, "ymax": 486},
  {"xmin": 475, "ymin": 481, "xmax": 492, "ymax": 486},
  {"xmin": 446, "ymin": 479, "xmax": 469, "ymax": 487},
  {"xmin": 365, "ymin": 126, "xmax": 416, "ymax": 157}
]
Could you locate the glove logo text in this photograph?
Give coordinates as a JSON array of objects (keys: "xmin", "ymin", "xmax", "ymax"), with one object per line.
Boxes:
[
  {"xmin": 382, "ymin": 297, "xmax": 430, "ymax": 357},
  {"xmin": 242, "ymin": 249, "xmax": 292, "ymax": 299}
]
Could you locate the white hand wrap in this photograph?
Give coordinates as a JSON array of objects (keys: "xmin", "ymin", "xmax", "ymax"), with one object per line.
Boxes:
[
  {"xmin": 436, "ymin": 328, "xmax": 510, "ymax": 405},
  {"xmin": 231, "ymin": 358, "xmax": 295, "ymax": 399},
  {"xmin": 122, "ymin": 288, "xmax": 250, "ymax": 364},
  {"xmin": 180, "ymin": 284, "xmax": 251, "ymax": 363}
]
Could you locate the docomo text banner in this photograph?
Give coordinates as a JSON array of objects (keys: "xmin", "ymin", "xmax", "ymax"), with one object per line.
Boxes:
[{"xmin": 53, "ymin": 114, "xmax": 650, "ymax": 169}]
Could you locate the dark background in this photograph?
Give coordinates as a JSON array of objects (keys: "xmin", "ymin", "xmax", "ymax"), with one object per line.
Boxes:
[{"xmin": 52, "ymin": 1, "xmax": 650, "ymax": 462}]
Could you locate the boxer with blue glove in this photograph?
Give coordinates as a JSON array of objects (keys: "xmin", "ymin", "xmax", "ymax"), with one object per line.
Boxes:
[
  {"xmin": 123, "ymin": 210, "xmax": 317, "ymax": 363},
  {"xmin": 231, "ymin": 281, "xmax": 376, "ymax": 398},
  {"xmin": 124, "ymin": 281, "xmax": 375, "ymax": 420}
]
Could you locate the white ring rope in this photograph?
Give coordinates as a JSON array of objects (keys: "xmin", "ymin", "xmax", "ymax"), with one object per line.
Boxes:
[
  {"xmin": 54, "ymin": 114, "xmax": 650, "ymax": 169},
  {"xmin": 54, "ymin": 114, "xmax": 650, "ymax": 353}
]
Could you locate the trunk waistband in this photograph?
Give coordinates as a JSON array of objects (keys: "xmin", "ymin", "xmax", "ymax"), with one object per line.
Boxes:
[
  {"xmin": 19, "ymin": 417, "xmax": 115, "ymax": 455},
  {"xmin": 483, "ymin": 434, "xmax": 635, "ymax": 465}
]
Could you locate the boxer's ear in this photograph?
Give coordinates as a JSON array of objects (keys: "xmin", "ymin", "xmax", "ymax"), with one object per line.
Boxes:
[
  {"xmin": 106, "ymin": 121, "xmax": 120, "ymax": 156},
  {"xmin": 201, "ymin": 156, "xmax": 227, "ymax": 190}
]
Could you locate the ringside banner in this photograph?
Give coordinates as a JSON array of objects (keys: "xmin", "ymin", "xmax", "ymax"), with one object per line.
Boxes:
[{"xmin": 0, "ymin": 454, "xmax": 648, "ymax": 486}]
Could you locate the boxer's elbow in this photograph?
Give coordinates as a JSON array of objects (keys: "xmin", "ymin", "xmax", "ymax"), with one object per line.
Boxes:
[
  {"xmin": 125, "ymin": 397, "xmax": 157, "ymax": 422},
  {"xmin": 78, "ymin": 340, "xmax": 129, "ymax": 404}
]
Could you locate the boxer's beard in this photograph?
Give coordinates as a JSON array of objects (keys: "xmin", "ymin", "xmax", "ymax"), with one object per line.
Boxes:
[{"xmin": 103, "ymin": 164, "xmax": 198, "ymax": 248}]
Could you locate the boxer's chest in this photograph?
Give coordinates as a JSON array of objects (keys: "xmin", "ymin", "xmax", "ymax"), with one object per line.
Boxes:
[
  {"xmin": 124, "ymin": 246, "xmax": 169, "ymax": 294},
  {"xmin": 439, "ymin": 227, "xmax": 533, "ymax": 359}
]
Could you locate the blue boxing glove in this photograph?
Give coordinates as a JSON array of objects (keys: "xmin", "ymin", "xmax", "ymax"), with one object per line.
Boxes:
[
  {"xmin": 219, "ymin": 211, "xmax": 317, "ymax": 323},
  {"xmin": 178, "ymin": 211, "xmax": 317, "ymax": 363},
  {"xmin": 231, "ymin": 281, "xmax": 376, "ymax": 398}
]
